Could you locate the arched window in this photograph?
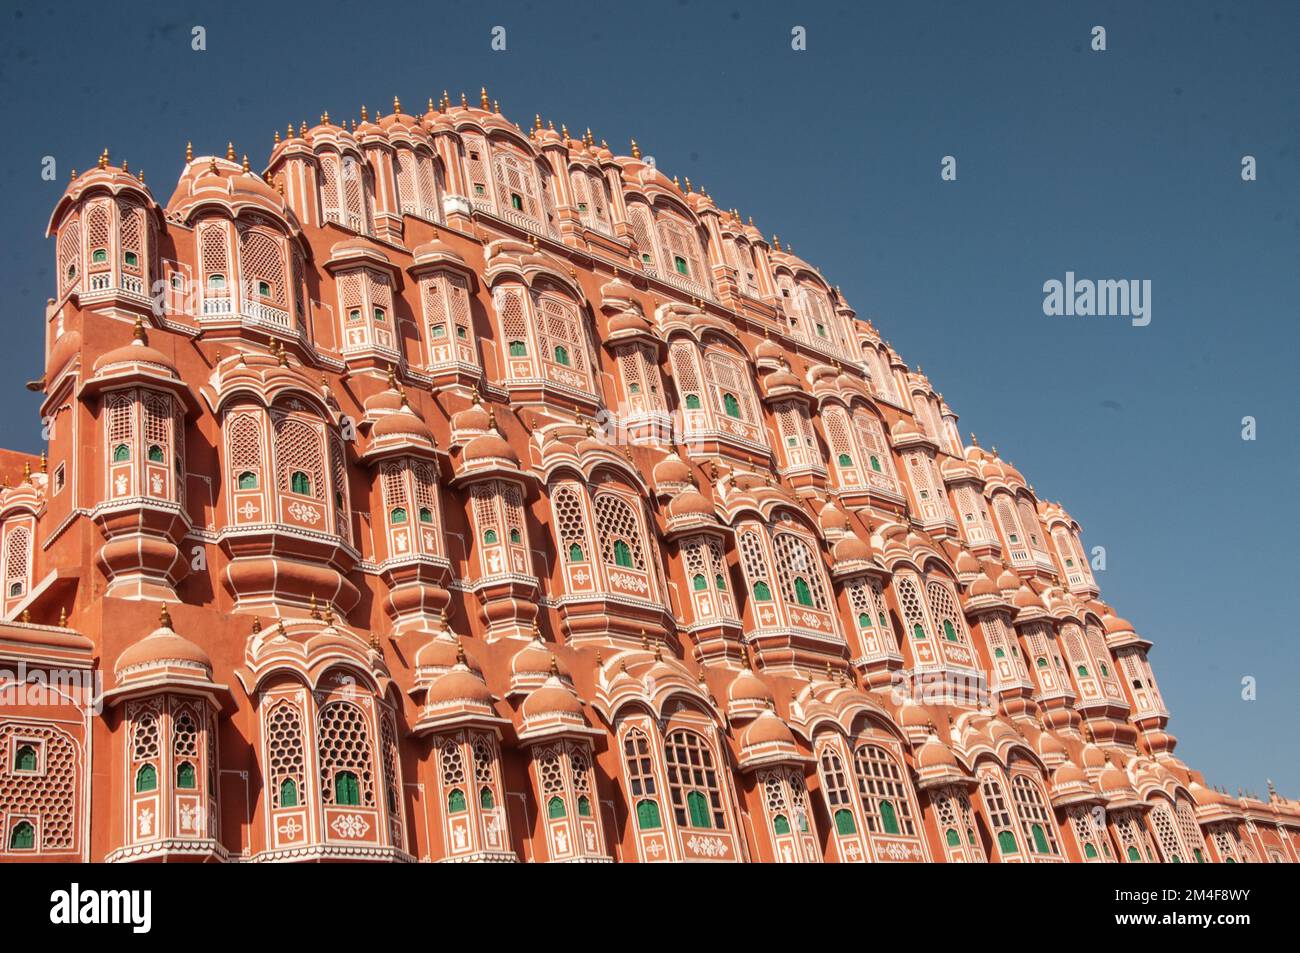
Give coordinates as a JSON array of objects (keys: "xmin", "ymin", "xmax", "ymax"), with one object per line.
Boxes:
[
  {"xmin": 238, "ymin": 471, "xmax": 258, "ymax": 489},
  {"xmin": 13, "ymin": 745, "xmax": 36, "ymax": 772},
  {"xmin": 113, "ymin": 444, "xmax": 131, "ymax": 462},
  {"xmin": 578, "ymin": 794, "xmax": 593, "ymax": 817},
  {"xmin": 664, "ymin": 730, "xmax": 726, "ymax": 831},
  {"xmin": 834, "ymin": 809, "xmax": 856, "ymax": 835},
  {"xmin": 279, "ymin": 778, "xmax": 298, "ymax": 808},
  {"xmin": 998, "ymin": 830, "xmax": 1018, "ymax": 854},
  {"xmin": 92, "ymin": 248, "xmax": 108, "ymax": 264},
  {"xmin": 554, "ymin": 345, "xmax": 570, "ymax": 366},
  {"xmin": 685, "ymin": 393, "xmax": 701, "ymax": 410},
  {"xmin": 838, "ymin": 453, "xmax": 853, "ymax": 467},
  {"xmin": 390, "ymin": 507, "xmax": 408, "ymax": 525},
  {"xmin": 773, "ymin": 813, "xmax": 791, "ymax": 834},
  {"xmin": 8, "ymin": 821, "xmax": 34, "ymax": 850},
  {"xmin": 943, "ymin": 620, "xmax": 957, "ymax": 642},
  {"xmin": 448, "ymin": 788, "xmax": 467, "ymax": 813},
  {"xmin": 753, "ymin": 581, "xmax": 772, "ymax": 601},
  {"xmin": 1010, "ymin": 773, "xmax": 1059, "ymax": 856},
  {"xmin": 479, "ymin": 786, "xmax": 495, "ymax": 809},
  {"xmin": 1077, "ymin": 664, "xmax": 1089, "ymax": 678},
  {"xmin": 853, "ymin": 743, "xmax": 917, "ymax": 837},
  {"xmin": 594, "ymin": 493, "xmax": 647, "ymax": 572},
  {"xmin": 135, "ymin": 764, "xmax": 157, "ymax": 793},
  {"xmin": 208, "ymin": 274, "xmax": 226, "ymax": 290},
  {"xmin": 290, "ymin": 471, "xmax": 311, "ymax": 495},
  {"xmin": 318, "ymin": 700, "xmax": 374, "ymax": 808},
  {"xmin": 674, "ymin": 255, "xmax": 688, "ymax": 275},
  {"xmin": 547, "ymin": 795, "xmax": 566, "ymax": 819},
  {"xmin": 622, "ymin": 729, "xmax": 662, "ymax": 830},
  {"xmin": 723, "ymin": 392, "xmax": 741, "ymax": 418},
  {"xmin": 176, "ymin": 761, "xmax": 196, "ymax": 789},
  {"xmin": 483, "ymin": 528, "xmax": 498, "ymax": 544},
  {"xmin": 147, "ymin": 444, "xmax": 164, "ymax": 463},
  {"xmin": 692, "ymin": 573, "xmax": 707, "ymax": 591}
]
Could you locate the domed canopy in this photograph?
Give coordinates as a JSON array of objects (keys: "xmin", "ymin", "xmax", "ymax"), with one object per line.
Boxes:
[{"xmin": 106, "ymin": 605, "xmax": 227, "ymax": 707}]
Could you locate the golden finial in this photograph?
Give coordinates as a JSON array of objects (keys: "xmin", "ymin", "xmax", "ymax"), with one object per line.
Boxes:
[
  {"xmin": 132, "ymin": 314, "xmax": 147, "ymax": 344},
  {"xmin": 185, "ymin": 141, "xmax": 193, "ymax": 162},
  {"xmin": 630, "ymin": 139, "xmax": 641, "ymax": 160},
  {"xmin": 479, "ymin": 87, "xmax": 489, "ymax": 110},
  {"xmin": 684, "ymin": 177, "xmax": 692, "ymax": 192},
  {"xmin": 241, "ymin": 154, "xmax": 250, "ymax": 173},
  {"xmin": 360, "ymin": 104, "xmax": 368, "ymax": 122},
  {"xmin": 121, "ymin": 159, "xmax": 129, "ymax": 174},
  {"xmin": 455, "ymin": 636, "xmax": 467, "ymax": 666},
  {"xmin": 641, "ymin": 628, "xmax": 650, "ymax": 651},
  {"xmin": 493, "ymin": 100, "xmax": 500, "ymax": 114},
  {"xmin": 21, "ymin": 609, "xmax": 30, "ymax": 624},
  {"xmin": 561, "ymin": 123, "xmax": 569, "ymax": 139},
  {"xmin": 672, "ymin": 175, "xmax": 679, "ymax": 188},
  {"xmin": 69, "ymin": 168, "xmax": 76, "ymax": 180},
  {"xmin": 394, "ymin": 95, "xmax": 402, "ymax": 115},
  {"xmin": 159, "ymin": 604, "xmax": 173, "ymax": 629},
  {"xmin": 276, "ymin": 618, "xmax": 287, "ymax": 636},
  {"xmin": 22, "ymin": 461, "xmax": 30, "ymax": 483},
  {"xmin": 98, "ymin": 149, "xmax": 109, "ymax": 170},
  {"xmin": 225, "ymin": 142, "xmax": 235, "ymax": 161},
  {"xmin": 548, "ymin": 654, "xmax": 559, "ymax": 678},
  {"xmin": 274, "ymin": 129, "xmax": 281, "ymax": 145},
  {"xmin": 287, "ymin": 123, "xmax": 294, "ymax": 139},
  {"xmin": 58, "ymin": 606, "xmax": 67, "ymax": 627},
  {"xmin": 585, "ymin": 127, "xmax": 593, "ymax": 146},
  {"xmin": 299, "ymin": 120, "xmax": 308, "ymax": 136},
  {"xmin": 772, "ymin": 234, "xmax": 781, "ymax": 251},
  {"xmin": 278, "ymin": 341, "xmax": 289, "ymax": 368},
  {"xmin": 310, "ymin": 594, "xmax": 321, "ymax": 620},
  {"xmin": 547, "ymin": 120, "xmax": 555, "ymax": 131},
  {"xmin": 321, "ymin": 110, "xmax": 330, "ymax": 125},
  {"xmin": 460, "ymin": 92, "xmax": 468, "ymax": 108},
  {"xmin": 969, "ymin": 432, "xmax": 979, "ymax": 447},
  {"xmin": 654, "ymin": 641, "xmax": 663, "ymax": 662},
  {"xmin": 252, "ymin": 617, "xmax": 262, "ymax": 634},
  {"xmin": 426, "ymin": 97, "xmax": 435, "ymax": 114}
]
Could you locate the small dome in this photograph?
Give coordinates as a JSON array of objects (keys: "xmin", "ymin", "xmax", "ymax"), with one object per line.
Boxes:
[
  {"xmin": 755, "ymin": 337, "xmax": 784, "ymax": 363},
  {"xmin": 115, "ymin": 607, "xmax": 211, "ymax": 677},
  {"xmin": 1102, "ymin": 611, "xmax": 1136, "ymax": 635},
  {"xmin": 92, "ymin": 320, "xmax": 178, "ymax": 378},
  {"xmin": 897, "ymin": 699, "xmax": 930, "ymax": 729},
  {"xmin": 652, "ymin": 450, "xmax": 692, "ymax": 487},
  {"xmin": 521, "ymin": 677, "xmax": 584, "ymax": 720},
  {"xmin": 916, "ymin": 735, "xmax": 958, "ymax": 769},
  {"xmin": 462, "ymin": 431, "xmax": 518, "ymax": 464},
  {"xmin": 413, "ymin": 634, "xmax": 459, "ymax": 672},
  {"xmin": 1081, "ymin": 742, "xmax": 1109, "ymax": 770},
  {"xmin": 818, "ymin": 501, "xmax": 850, "ymax": 536},
  {"xmin": 667, "ymin": 488, "xmax": 715, "ymax": 520},
  {"xmin": 833, "ymin": 531, "xmax": 873, "ymax": 564},
  {"xmin": 1053, "ymin": 761, "xmax": 1088, "ymax": 787},
  {"xmin": 1038, "ymin": 731, "xmax": 1068, "ymax": 759},
  {"xmin": 728, "ymin": 666, "xmax": 773, "ymax": 707},
  {"xmin": 996, "ymin": 568, "xmax": 1021, "ymax": 592},
  {"xmin": 426, "ymin": 663, "xmax": 493, "ymax": 708},
  {"xmin": 1013, "ymin": 584, "xmax": 1044, "ymax": 610},
  {"xmin": 1099, "ymin": 765, "xmax": 1134, "ymax": 794},
  {"xmin": 955, "ymin": 550, "xmax": 980, "ymax": 575},
  {"xmin": 741, "ymin": 708, "xmax": 796, "ymax": 748},
  {"xmin": 608, "ymin": 310, "xmax": 653, "ymax": 336},
  {"xmin": 372, "ymin": 405, "xmax": 434, "ymax": 442},
  {"xmin": 969, "ymin": 574, "xmax": 999, "ymax": 598},
  {"xmin": 451, "ymin": 401, "xmax": 492, "ymax": 434}
]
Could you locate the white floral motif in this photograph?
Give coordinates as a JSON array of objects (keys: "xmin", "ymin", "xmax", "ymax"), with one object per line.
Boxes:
[
  {"xmin": 136, "ymin": 807, "xmax": 154, "ymax": 836},
  {"xmin": 287, "ymin": 501, "xmax": 321, "ymax": 524},
  {"xmin": 330, "ymin": 813, "xmax": 370, "ymax": 839},
  {"xmin": 277, "ymin": 817, "xmax": 302, "ymax": 839},
  {"xmin": 239, "ymin": 501, "xmax": 259, "ymax": 519},
  {"xmin": 686, "ymin": 834, "xmax": 730, "ymax": 858},
  {"xmin": 178, "ymin": 803, "xmax": 197, "ymax": 831}
]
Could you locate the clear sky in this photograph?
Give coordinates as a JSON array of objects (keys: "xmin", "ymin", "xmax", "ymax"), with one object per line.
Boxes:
[{"xmin": 1, "ymin": 0, "xmax": 1296, "ymax": 793}]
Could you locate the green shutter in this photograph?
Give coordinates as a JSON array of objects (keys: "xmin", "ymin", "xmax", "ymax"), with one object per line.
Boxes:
[
  {"xmin": 1127, "ymin": 845, "xmax": 1140, "ymax": 862},
  {"xmin": 753, "ymin": 581, "xmax": 772, "ymax": 601},
  {"xmin": 554, "ymin": 345, "xmax": 570, "ymax": 366},
  {"xmin": 794, "ymin": 577, "xmax": 814, "ymax": 606},
  {"xmin": 14, "ymin": 746, "xmax": 36, "ymax": 772},
  {"xmin": 1031, "ymin": 823, "xmax": 1049, "ymax": 854},
  {"xmin": 998, "ymin": 830, "xmax": 1018, "ymax": 854},
  {"xmin": 290, "ymin": 470, "xmax": 311, "ymax": 495},
  {"xmin": 943, "ymin": 619, "xmax": 958, "ymax": 642},
  {"xmin": 686, "ymin": 790, "xmax": 711, "ymax": 828},
  {"xmin": 147, "ymin": 444, "xmax": 165, "ymax": 463},
  {"xmin": 280, "ymin": 778, "xmax": 298, "ymax": 807},
  {"xmin": 569, "ymin": 543, "xmax": 585, "ymax": 562},
  {"xmin": 448, "ymin": 788, "xmax": 467, "ymax": 813},
  {"xmin": 879, "ymin": 799, "xmax": 900, "ymax": 835},
  {"xmin": 238, "ymin": 471, "xmax": 258, "ymax": 489},
  {"xmin": 577, "ymin": 795, "xmax": 592, "ymax": 817},
  {"xmin": 335, "ymin": 771, "xmax": 360, "ymax": 806},
  {"xmin": 946, "ymin": 828, "xmax": 960, "ymax": 847},
  {"xmin": 692, "ymin": 574, "xmax": 707, "ymax": 591},
  {"xmin": 9, "ymin": 821, "xmax": 34, "ymax": 850},
  {"xmin": 685, "ymin": 394, "xmax": 701, "ymax": 410},
  {"xmin": 135, "ymin": 764, "xmax": 157, "ymax": 793},
  {"xmin": 636, "ymin": 798, "xmax": 661, "ymax": 830},
  {"xmin": 390, "ymin": 507, "xmax": 408, "ymax": 524},
  {"xmin": 113, "ymin": 444, "xmax": 131, "ymax": 462},
  {"xmin": 772, "ymin": 814, "xmax": 791, "ymax": 835},
  {"xmin": 176, "ymin": 761, "xmax": 196, "ymax": 789},
  {"xmin": 723, "ymin": 393, "xmax": 741, "ymax": 419},
  {"xmin": 1084, "ymin": 842, "xmax": 1098, "ymax": 858},
  {"xmin": 834, "ymin": 809, "xmax": 856, "ymax": 835},
  {"xmin": 838, "ymin": 453, "xmax": 853, "ymax": 467},
  {"xmin": 613, "ymin": 539, "xmax": 633, "ymax": 567},
  {"xmin": 480, "ymin": 786, "xmax": 495, "ymax": 809},
  {"xmin": 548, "ymin": 796, "xmax": 566, "ymax": 819}
]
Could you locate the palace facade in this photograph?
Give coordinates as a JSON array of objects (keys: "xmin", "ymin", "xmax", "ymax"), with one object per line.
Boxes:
[{"xmin": 2, "ymin": 90, "xmax": 1295, "ymax": 863}]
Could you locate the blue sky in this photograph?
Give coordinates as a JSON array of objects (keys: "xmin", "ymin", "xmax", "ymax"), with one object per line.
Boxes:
[{"xmin": 1, "ymin": 0, "xmax": 1296, "ymax": 792}]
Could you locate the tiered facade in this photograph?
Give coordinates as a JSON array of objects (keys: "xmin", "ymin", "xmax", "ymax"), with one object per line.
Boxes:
[{"xmin": 2, "ymin": 91, "xmax": 1296, "ymax": 863}]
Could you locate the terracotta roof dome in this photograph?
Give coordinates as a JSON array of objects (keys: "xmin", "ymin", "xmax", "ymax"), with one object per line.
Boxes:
[
  {"xmin": 521, "ymin": 674, "xmax": 584, "ymax": 721},
  {"xmin": 426, "ymin": 661, "xmax": 493, "ymax": 708},
  {"xmin": 916, "ymin": 734, "xmax": 958, "ymax": 769},
  {"xmin": 741, "ymin": 707, "xmax": 796, "ymax": 748},
  {"xmin": 667, "ymin": 488, "xmax": 715, "ymax": 520},
  {"xmin": 652, "ymin": 450, "xmax": 692, "ymax": 487},
  {"xmin": 462, "ymin": 430, "xmax": 518, "ymax": 464},
  {"xmin": 115, "ymin": 606, "xmax": 212, "ymax": 678}
]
